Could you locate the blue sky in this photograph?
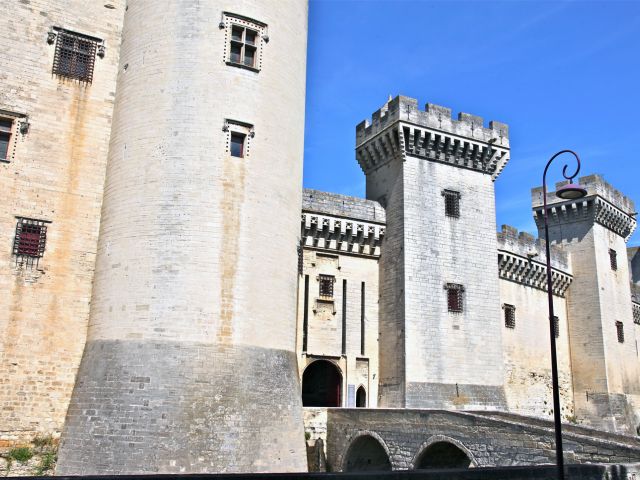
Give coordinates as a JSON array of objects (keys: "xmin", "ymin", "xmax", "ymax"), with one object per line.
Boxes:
[{"xmin": 303, "ymin": 0, "xmax": 640, "ymax": 246}]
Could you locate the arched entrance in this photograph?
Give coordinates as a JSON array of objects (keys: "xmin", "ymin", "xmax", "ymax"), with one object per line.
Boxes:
[
  {"xmin": 343, "ymin": 434, "xmax": 392, "ymax": 472},
  {"xmin": 415, "ymin": 441, "xmax": 472, "ymax": 469},
  {"xmin": 356, "ymin": 386, "xmax": 366, "ymax": 407},
  {"xmin": 301, "ymin": 360, "xmax": 342, "ymax": 407}
]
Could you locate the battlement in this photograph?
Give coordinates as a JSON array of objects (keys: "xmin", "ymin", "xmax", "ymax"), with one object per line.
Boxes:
[
  {"xmin": 356, "ymin": 95, "xmax": 510, "ymax": 148},
  {"xmin": 532, "ymin": 174, "xmax": 637, "ymax": 240},
  {"xmin": 497, "ymin": 225, "xmax": 572, "ymax": 296},
  {"xmin": 302, "ymin": 189, "xmax": 386, "ymax": 224},
  {"xmin": 355, "ymin": 96, "xmax": 510, "ymax": 180}
]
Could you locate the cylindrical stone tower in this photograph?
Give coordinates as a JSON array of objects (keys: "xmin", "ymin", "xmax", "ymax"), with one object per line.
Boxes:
[{"xmin": 57, "ymin": 0, "xmax": 308, "ymax": 474}]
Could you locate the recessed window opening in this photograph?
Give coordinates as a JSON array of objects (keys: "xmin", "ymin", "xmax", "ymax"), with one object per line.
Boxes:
[
  {"xmin": 504, "ymin": 304, "xmax": 515, "ymax": 328},
  {"xmin": 616, "ymin": 321, "xmax": 624, "ymax": 343},
  {"xmin": 443, "ymin": 190, "xmax": 461, "ymax": 218},
  {"xmin": 230, "ymin": 132, "xmax": 245, "ymax": 157},
  {"xmin": 553, "ymin": 316, "xmax": 560, "ymax": 339},
  {"xmin": 609, "ymin": 249, "xmax": 618, "ymax": 271},
  {"xmin": 319, "ymin": 274, "xmax": 334, "ymax": 299},
  {"xmin": 13, "ymin": 217, "xmax": 49, "ymax": 268},
  {"xmin": 0, "ymin": 119, "xmax": 12, "ymax": 160},
  {"xmin": 446, "ymin": 283, "xmax": 464, "ymax": 313}
]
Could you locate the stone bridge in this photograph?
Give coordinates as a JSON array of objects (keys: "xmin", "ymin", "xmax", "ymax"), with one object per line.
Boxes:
[{"xmin": 313, "ymin": 409, "xmax": 640, "ymax": 472}]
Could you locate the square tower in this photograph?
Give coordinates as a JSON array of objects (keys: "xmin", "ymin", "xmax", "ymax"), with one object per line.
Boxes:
[
  {"xmin": 356, "ymin": 96, "xmax": 510, "ymax": 408},
  {"xmin": 533, "ymin": 175, "xmax": 639, "ymax": 433}
]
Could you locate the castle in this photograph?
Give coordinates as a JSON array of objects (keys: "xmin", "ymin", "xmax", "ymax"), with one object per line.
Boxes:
[{"xmin": 1, "ymin": 0, "xmax": 639, "ymax": 475}]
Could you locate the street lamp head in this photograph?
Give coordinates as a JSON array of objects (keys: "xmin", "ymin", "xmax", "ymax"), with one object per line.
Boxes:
[{"xmin": 556, "ymin": 183, "xmax": 587, "ymax": 200}]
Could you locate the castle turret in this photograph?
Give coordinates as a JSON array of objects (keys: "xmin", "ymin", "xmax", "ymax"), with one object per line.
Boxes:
[
  {"xmin": 532, "ymin": 174, "xmax": 639, "ymax": 434},
  {"xmin": 57, "ymin": 0, "xmax": 308, "ymax": 474},
  {"xmin": 356, "ymin": 96, "xmax": 510, "ymax": 408}
]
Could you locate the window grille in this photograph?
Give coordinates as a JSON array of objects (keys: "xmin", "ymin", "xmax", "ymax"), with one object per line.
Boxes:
[
  {"xmin": 319, "ymin": 274, "xmax": 335, "ymax": 299},
  {"xmin": 616, "ymin": 321, "xmax": 624, "ymax": 343},
  {"xmin": 52, "ymin": 30, "xmax": 99, "ymax": 82},
  {"xmin": 442, "ymin": 190, "xmax": 460, "ymax": 218},
  {"xmin": 553, "ymin": 316, "xmax": 560, "ymax": 339},
  {"xmin": 609, "ymin": 249, "xmax": 617, "ymax": 271},
  {"xmin": 13, "ymin": 218, "xmax": 48, "ymax": 268},
  {"xmin": 633, "ymin": 305, "xmax": 640, "ymax": 325},
  {"xmin": 445, "ymin": 283, "xmax": 464, "ymax": 313},
  {"xmin": 504, "ymin": 304, "xmax": 516, "ymax": 328},
  {"xmin": 0, "ymin": 118, "xmax": 12, "ymax": 161}
]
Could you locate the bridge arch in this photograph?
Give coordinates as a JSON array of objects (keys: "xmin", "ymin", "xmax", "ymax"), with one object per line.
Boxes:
[
  {"xmin": 412, "ymin": 435, "xmax": 477, "ymax": 470},
  {"xmin": 342, "ymin": 431, "xmax": 392, "ymax": 472},
  {"xmin": 301, "ymin": 359, "xmax": 342, "ymax": 407}
]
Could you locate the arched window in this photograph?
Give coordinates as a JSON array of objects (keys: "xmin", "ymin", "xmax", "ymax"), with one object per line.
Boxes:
[
  {"xmin": 415, "ymin": 441, "xmax": 472, "ymax": 469},
  {"xmin": 356, "ymin": 386, "xmax": 366, "ymax": 407},
  {"xmin": 343, "ymin": 435, "xmax": 391, "ymax": 472},
  {"xmin": 301, "ymin": 360, "xmax": 342, "ymax": 407}
]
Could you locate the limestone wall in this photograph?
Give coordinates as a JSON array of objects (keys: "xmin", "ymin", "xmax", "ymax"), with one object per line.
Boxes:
[{"xmin": 0, "ymin": 0, "xmax": 124, "ymax": 444}]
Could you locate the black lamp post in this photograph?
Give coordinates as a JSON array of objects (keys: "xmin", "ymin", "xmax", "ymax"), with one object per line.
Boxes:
[{"xmin": 541, "ymin": 150, "xmax": 587, "ymax": 480}]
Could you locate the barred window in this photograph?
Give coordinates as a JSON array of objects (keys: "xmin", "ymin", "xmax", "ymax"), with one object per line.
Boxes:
[
  {"xmin": 633, "ymin": 305, "xmax": 640, "ymax": 325},
  {"xmin": 616, "ymin": 321, "xmax": 624, "ymax": 343},
  {"xmin": 445, "ymin": 283, "xmax": 464, "ymax": 313},
  {"xmin": 52, "ymin": 30, "xmax": 99, "ymax": 83},
  {"xmin": 609, "ymin": 249, "xmax": 617, "ymax": 271},
  {"xmin": 319, "ymin": 274, "xmax": 335, "ymax": 299},
  {"xmin": 504, "ymin": 304, "xmax": 515, "ymax": 328},
  {"xmin": 553, "ymin": 316, "xmax": 560, "ymax": 339},
  {"xmin": 442, "ymin": 190, "xmax": 460, "ymax": 218},
  {"xmin": 0, "ymin": 118, "xmax": 12, "ymax": 161},
  {"xmin": 13, "ymin": 218, "xmax": 48, "ymax": 267}
]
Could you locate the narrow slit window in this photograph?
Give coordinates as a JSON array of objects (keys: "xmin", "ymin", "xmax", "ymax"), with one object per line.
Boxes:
[
  {"xmin": 616, "ymin": 321, "xmax": 624, "ymax": 343},
  {"xmin": 609, "ymin": 249, "xmax": 618, "ymax": 271},
  {"xmin": 443, "ymin": 190, "xmax": 461, "ymax": 218},
  {"xmin": 0, "ymin": 119, "xmax": 12, "ymax": 161},
  {"xmin": 445, "ymin": 283, "xmax": 464, "ymax": 313},
  {"xmin": 319, "ymin": 274, "xmax": 334, "ymax": 299},
  {"xmin": 504, "ymin": 304, "xmax": 516, "ymax": 328},
  {"xmin": 230, "ymin": 132, "xmax": 245, "ymax": 157}
]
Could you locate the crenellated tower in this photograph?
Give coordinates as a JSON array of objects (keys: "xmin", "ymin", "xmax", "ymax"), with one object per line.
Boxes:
[
  {"xmin": 356, "ymin": 96, "xmax": 510, "ymax": 409},
  {"xmin": 57, "ymin": 0, "xmax": 309, "ymax": 474},
  {"xmin": 533, "ymin": 175, "xmax": 639, "ymax": 434}
]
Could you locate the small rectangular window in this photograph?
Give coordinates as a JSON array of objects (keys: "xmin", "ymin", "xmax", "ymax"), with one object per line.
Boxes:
[
  {"xmin": 0, "ymin": 119, "xmax": 12, "ymax": 160},
  {"xmin": 443, "ymin": 190, "xmax": 460, "ymax": 218},
  {"xmin": 52, "ymin": 30, "xmax": 99, "ymax": 83},
  {"xmin": 319, "ymin": 274, "xmax": 335, "ymax": 299},
  {"xmin": 616, "ymin": 321, "xmax": 624, "ymax": 343},
  {"xmin": 553, "ymin": 316, "xmax": 560, "ymax": 339},
  {"xmin": 504, "ymin": 304, "xmax": 515, "ymax": 328},
  {"xmin": 230, "ymin": 132, "xmax": 245, "ymax": 157},
  {"xmin": 446, "ymin": 283, "xmax": 464, "ymax": 313},
  {"xmin": 609, "ymin": 249, "xmax": 618, "ymax": 271}
]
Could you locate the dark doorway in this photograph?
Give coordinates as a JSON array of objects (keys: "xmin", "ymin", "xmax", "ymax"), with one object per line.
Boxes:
[
  {"xmin": 356, "ymin": 386, "xmax": 366, "ymax": 407},
  {"xmin": 302, "ymin": 360, "xmax": 342, "ymax": 407},
  {"xmin": 343, "ymin": 435, "xmax": 392, "ymax": 472},
  {"xmin": 415, "ymin": 441, "xmax": 472, "ymax": 469}
]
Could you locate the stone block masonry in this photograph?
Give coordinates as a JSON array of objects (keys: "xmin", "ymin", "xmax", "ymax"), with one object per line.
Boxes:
[{"xmin": 0, "ymin": 0, "xmax": 124, "ymax": 444}]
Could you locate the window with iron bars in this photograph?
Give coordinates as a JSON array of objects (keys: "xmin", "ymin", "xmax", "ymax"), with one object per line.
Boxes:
[
  {"xmin": 52, "ymin": 30, "xmax": 100, "ymax": 83},
  {"xmin": 319, "ymin": 274, "xmax": 335, "ymax": 299},
  {"xmin": 442, "ymin": 190, "xmax": 461, "ymax": 218},
  {"xmin": 616, "ymin": 321, "xmax": 624, "ymax": 343},
  {"xmin": 609, "ymin": 249, "xmax": 618, "ymax": 271},
  {"xmin": 504, "ymin": 304, "xmax": 516, "ymax": 328},
  {"xmin": 553, "ymin": 316, "xmax": 560, "ymax": 339},
  {"xmin": 445, "ymin": 283, "xmax": 464, "ymax": 313},
  {"xmin": 633, "ymin": 305, "xmax": 640, "ymax": 325},
  {"xmin": 13, "ymin": 218, "xmax": 48, "ymax": 267}
]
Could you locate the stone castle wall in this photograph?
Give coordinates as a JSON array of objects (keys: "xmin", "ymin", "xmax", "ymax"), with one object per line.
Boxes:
[{"xmin": 0, "ymin": 0, "xmax": 124, "ymax": 444}]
